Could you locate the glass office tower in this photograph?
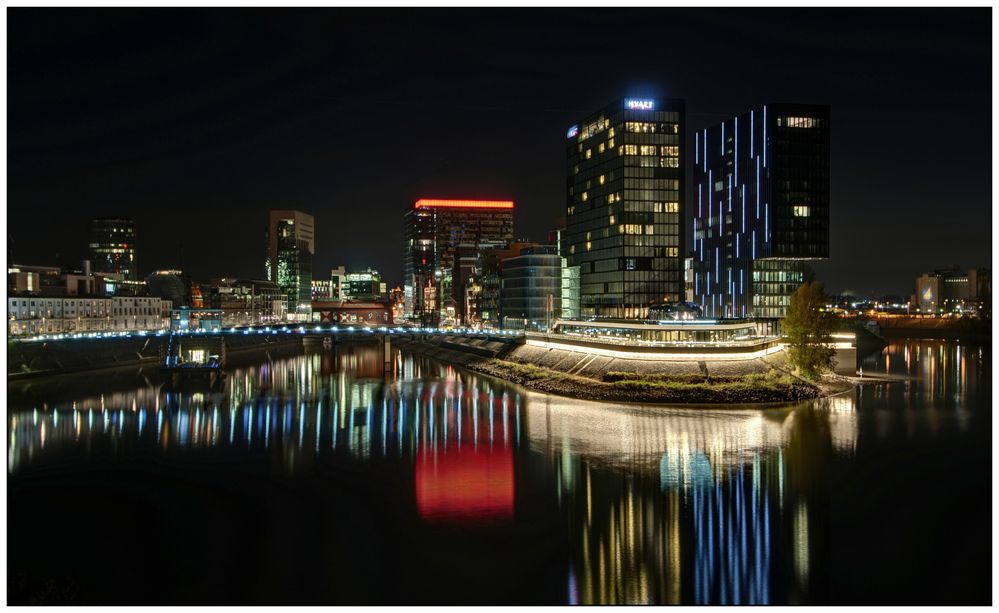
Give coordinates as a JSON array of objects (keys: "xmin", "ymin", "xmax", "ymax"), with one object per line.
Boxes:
[
  {"xmin": 565, "ymin": 97, "xmax": 685, "ymax": 319},
  {"xmin": 89, "ymin": 217, "xmax": 137, "ymax": 281},
  {"xmin": 266, "ymin": 210, "xmax": 315, "ymax": 318},
  {"xmin": 692, "ymin": 103, "xmax": 830, "ymax": 319}
]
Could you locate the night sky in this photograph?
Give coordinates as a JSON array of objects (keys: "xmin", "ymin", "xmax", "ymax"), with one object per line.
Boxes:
[{"xmin": 7, "ymin": 8, "xmax": 991, "ymax": 297}]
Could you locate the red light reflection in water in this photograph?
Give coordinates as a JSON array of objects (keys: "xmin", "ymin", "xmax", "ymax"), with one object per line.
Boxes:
[
  {"xmin": 414, "ymin": 389, "xmax": 515, "ymax": 525},
  {"xmin": 415, "ymin": 445, "xmax": 513, "ymax": 524}
]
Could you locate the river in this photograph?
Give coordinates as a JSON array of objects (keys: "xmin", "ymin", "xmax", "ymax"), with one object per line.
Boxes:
[{"xmin": 7, "ymin": 339, "xmax": 990, "ymax": 604}]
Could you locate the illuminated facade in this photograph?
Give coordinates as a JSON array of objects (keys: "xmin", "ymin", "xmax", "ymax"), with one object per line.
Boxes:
[
  {"xmin": 565, "ymin": 98, "xmax": 686, "ymax": 319},
  {"xmin": 266, "ymin": 210, "xmax": 314, "ymax": 318},
  {"xmin": 692, "ymin": 104, "xmax": 830, "ymax": 319},
  {"xmin": 500, "ymin": 245, "xmax": 561, "ymax": 331},
  {"xmin": 914, "ymin": 267, "xmax": 991, "ymax": 313},
  {"xmin": 403, "ymin": 199, "xmax": 514, "ymax": 324},
  {"xmin": 89, "ymin": 217, "xmax": 137, "ymax": 281}
]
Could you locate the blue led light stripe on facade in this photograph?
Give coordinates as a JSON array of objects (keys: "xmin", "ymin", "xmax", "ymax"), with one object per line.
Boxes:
[
  {"xmin": 715, "ymin": 247, "xmax": 719, "ymax": 280},
  {"xmin": 734, "ymin": 116, "xmax": 738, "ymax": 183},
  {"xmin": 765, "ymin": 203, "xmax": 769, "ymax": 242},
  {"xmin": 750, "ymin": 110, "xmax": 754, "ymax": 158},
  {"xmin": 695, "ymin": 132, "xmax": 699, "ymax": 165},
  {"xmin": 708, "ymin": 170, "xmax": 713, "ymax": 228},
  {"xmin": 721, "ymin": 121, "xmax": 725, "ymax": 155},
  {"xmin": 752, "ymin": 231, "xmax": 756, "ymax": 259},
  {"xmin": 736, "ymin": 233, "xmax": 739, "ymax": 257},
  {"xmin": 741, "ymin": 184, "xmax": 746, "ymax": 233},
  {"xmin": 728, "ymin": 175, "xmax": 732, "ymax": 212},
  {"xmin": 698, "ymin": 183, "xmax": 702, "ymax": 216}
]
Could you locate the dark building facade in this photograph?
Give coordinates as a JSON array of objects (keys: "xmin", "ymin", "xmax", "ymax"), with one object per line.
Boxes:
[
  {"xmin": 565, "ymin": 98, "xmax": 686, "ymax": 319},
  {"xmin": 266, "ymin": 210, "xmax": 314, "ymax": 318},
  {"xmin": 89, "ymin": 217, "xmax": 137, "ymax": 281},
  {"xmin": 692, "ymin": 103, "xmax": 830, "ymax": 319},
  {"xmin": 403, "ymin": 199, "xmax": 514, "ymax": 324}
]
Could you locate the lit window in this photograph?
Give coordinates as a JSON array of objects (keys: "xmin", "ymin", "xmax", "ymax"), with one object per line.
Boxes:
[
  {"xmin": 598, "ymin": 143, "xmax": 605, "ymax": 153},
  {"xmin": 599, "ymin": 174, "xmax": 605, "ymax": 185},
  {"xmin": 640, "ymin": 145, "xmax": 656, "ymax": 155},
  {"xmin": 623, "ymin": 144, "xmax": 638, "ymax": 155},
  {"xmin": 793, "ymin": 205, "xmax": 811, "ymax": 217},
  {"xmin": 581, "ymin": 192, "xmax": 588, "ymax": 201},
  {"xmin": 585, "ymin": 149, "xmax": 592, "ymax": 159}
]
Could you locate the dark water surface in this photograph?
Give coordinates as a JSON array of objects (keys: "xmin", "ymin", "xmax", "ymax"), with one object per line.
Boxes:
[{"xmin": 7, "ymin": 340, "xmax": 991, "ymax": 604}]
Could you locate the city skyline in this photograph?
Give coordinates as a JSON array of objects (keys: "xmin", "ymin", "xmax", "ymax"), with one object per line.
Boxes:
[{"xmin": 7, "ymin": 8, "xmax": 991, "ymax": 296}]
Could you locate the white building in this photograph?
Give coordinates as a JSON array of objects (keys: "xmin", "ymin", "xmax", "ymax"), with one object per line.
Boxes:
[{"xmin": 7, "ymin": 295, "xmax": 171, "ymax": 336}]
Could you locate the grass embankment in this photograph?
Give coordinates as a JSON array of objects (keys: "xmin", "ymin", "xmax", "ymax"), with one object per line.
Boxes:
[{"xmin": 475, "ymin": 359, "xmax": 820, "ymax": 404}]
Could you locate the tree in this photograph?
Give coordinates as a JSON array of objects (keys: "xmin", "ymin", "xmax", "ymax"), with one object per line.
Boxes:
[{"xmin": 782, "ymin": 281, "xmax": 836, "ymax": 379}]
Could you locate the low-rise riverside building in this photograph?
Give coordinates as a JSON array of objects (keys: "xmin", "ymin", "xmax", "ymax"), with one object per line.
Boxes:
[{"xmin": 7, "ymin": 294, "xmax": 172, "ymax": 336}]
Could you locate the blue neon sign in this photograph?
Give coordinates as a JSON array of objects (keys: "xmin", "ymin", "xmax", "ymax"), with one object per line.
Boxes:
[{"xmin": 566, "ymin": 124, "xmax": 579, "ymax": 138}]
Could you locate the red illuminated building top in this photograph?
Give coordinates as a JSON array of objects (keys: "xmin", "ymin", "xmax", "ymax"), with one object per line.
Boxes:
[{"xmin": 414, "ymin": 199, "xmax": 514, "ymax": 210}]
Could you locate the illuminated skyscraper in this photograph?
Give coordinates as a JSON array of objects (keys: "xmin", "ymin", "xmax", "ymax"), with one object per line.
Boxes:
[
  {"xmin": 403, "ymin": 199, "xmax": 514, "ymax": 324},
  {"xmin": 692, "ymin": 104, "xmax": 830, "ymax": 319},
  {"xmin": 89, "ymin": 217, "xmax": 137, "ymax": 281},
  {"xmin": 565, "ymin": 97, "xmax": 686, "ymax": 319},
  {"xmin": 266, "ymin": 210, "xmax": 314, "ymax": 318}
]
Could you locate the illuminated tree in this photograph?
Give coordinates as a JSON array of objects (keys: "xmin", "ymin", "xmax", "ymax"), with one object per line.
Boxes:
[{"xmin": 782, "ymin": 281, "xmax": 835, "ymax": 379}]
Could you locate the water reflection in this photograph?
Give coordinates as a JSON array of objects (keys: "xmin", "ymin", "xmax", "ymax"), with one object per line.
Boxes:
[
  {"xmin": 7, "ymin": 340, "xmax": 989, "ymax": 604},
  {"xmin": 527, "ymin": 392, "xmax": 858, "ymax": 604}
]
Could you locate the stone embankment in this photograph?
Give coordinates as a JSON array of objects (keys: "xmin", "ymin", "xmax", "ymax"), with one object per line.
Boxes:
[{"xmin": 396, "ymin": 334, "xmax": 847, "ymax": 405}]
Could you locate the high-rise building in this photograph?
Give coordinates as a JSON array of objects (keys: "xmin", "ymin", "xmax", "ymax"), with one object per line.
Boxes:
[
  {"xmin": 89, "ymin": 218, "xmax": 137, "ymax": 281},
  {"xmin": 692, "ymin": 104, "xmax": 830, "ymax": 319},
  {"xmin": 565, "ymin": 97, "xmax": 686, "ymax": 319},
  {"xmin": 266, "ymin": 210, "xmax": 315, "ymax": 318},
  {"xmin": 403, "ymin": 199, "xmax": 514, "ymax": 324}
]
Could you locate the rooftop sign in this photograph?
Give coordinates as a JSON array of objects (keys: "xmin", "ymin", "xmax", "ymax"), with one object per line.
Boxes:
[
  {"xmin": 415, "ymin": 199, "xmax": 514, "ymax": 210},
  {"xmin": 625, "ymin": 99, "xmax": 655, "ymax": 111}
]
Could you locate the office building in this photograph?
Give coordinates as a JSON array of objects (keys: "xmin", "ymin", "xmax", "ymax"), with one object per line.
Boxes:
[
  {"xmin": 403, "ymin": 199, "xmax": 514, "ymax": 324},
  {"xmin": 311, "ymin": 279, "xmax": 333, "ymax": 301},
  {"xmin": 343, "ymin": 269, "xmax": 387, "ymax": 300},
  {"xmin": 565, "ymin": 97, "xmax": 686, "ymax": 319},
  {"xmin": 208, "ymin": 278, "xmax": 287, "ymax": 326},
  {"xmin": 500, "ymin": 245, "xmax": 562, "ymax": 331},
  {"xmin": 914, "ymin": 267, "xmax": 991, "ymax": 314},
  {"xmin": 89, "ymin": 218, "xmax": 137, "ymax": 281},
  {"xmin": 692, "ymin": 103, "xmax": 831, "ymax": 319},
  {"xmin": 266, "ymin": 210, "xmax": 314, "ymax": 319},
  {"xmin": 550, "ymin": 228, "xmax": 580, "ymax": 320}
]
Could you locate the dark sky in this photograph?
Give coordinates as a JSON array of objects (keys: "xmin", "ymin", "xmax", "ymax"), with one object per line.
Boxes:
[{"xmin": 8, "ymin": 8, "xmax": 991, "ymax": 297}]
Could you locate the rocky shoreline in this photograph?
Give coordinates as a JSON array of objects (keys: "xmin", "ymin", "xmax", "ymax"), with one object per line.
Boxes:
[{"xmin": 468, "ymin": 358, "xmax": 842, "ymax": 404}]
